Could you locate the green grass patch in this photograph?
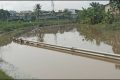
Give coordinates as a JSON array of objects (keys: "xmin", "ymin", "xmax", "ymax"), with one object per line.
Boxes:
[
  {"xmin": 0, "ymin": 69, "xmax": 12, "ymax": 79},
  {"xmin": 0, "ymin": 19, "xmax": 71, "ymax": 33}
]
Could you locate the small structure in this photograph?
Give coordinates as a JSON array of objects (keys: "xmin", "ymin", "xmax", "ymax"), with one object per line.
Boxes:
[
  {"xmin": 104, "ymin": 3, "xmax": 120, "ymax": 15},
  {"xmin": 8, "ymin": 10, "xmax": 32, "ymax": 21},
  {"xmin": 19, "ymin": 11, "xmax": 33, "ymax": 21},
  {"xmin": 39, "ymin": 11, "xmax": 57, "ymax": 20},
  {"xmin": 8, "ymin": 10, "xmax": 19, "ymax": 20},
  {"xmin": 67, "ymin": 9, "xmax": 78, "ymax": 19}
]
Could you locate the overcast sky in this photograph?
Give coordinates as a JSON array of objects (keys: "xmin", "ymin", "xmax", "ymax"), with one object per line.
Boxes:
[{"xmin": 0, "ymin": 1, "xmax": 109, "ymax": 12}]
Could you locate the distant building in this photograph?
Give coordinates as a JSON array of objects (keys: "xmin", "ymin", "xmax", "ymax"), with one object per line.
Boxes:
[
  {"xmin": 39, "ymin": 11, "xmax": 57, "ymax": 19},
  {"xmin": 9, "ymin": 10, "xmax": 33, "ymax": 21},
  {"xmin": 9, "ymin": 10, "xmax": 19, "ymax": 20},
  {"xmin": 8, "ymin": 9, "xmax": 78, "ymax": 21},
  {"xmin": 67, "ymin": 9, "xmax": 76, "ymax": 15},
  {"xmin": 19, "ymin": 11, "xmax": 33, "ymax": 21},
  {"xmin": 67, "ymin": 9, "xmax": 78, "ymax": 19},
  {"xmin": 56, "ymin": 11, "xmax": 64, "ymax": 19},
  {"xmin": 105, "ymin": 3, "xmax": 120, "ymax": 15}
]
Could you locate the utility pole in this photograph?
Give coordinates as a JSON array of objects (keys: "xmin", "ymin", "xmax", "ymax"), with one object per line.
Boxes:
[{"xmin": 51, "ymin": 0, "xmax": 55, "ymax": 12}]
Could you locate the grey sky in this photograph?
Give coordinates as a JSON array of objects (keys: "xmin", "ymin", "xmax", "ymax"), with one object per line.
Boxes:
[{"xmin": 0, "ymin": 1, "xmax": 109, "ymax": 12}]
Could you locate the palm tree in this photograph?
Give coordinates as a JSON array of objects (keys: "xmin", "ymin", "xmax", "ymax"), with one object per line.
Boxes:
[
  {"xmin": 34, "ymin": 4, "xmax": 41, "ymax": 20},
  {"xmin": 90, "ymin": 2, "xmax": 100, "ymax": 8}
]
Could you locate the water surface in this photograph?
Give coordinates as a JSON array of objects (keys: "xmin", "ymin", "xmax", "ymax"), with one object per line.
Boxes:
[
  {"xmin": 0, "ymin": 24, "xmax": 120, "ymax": 79},
  {"xmin": 20, "ymin": 24, "xmax": 120, "ymax": 54}
]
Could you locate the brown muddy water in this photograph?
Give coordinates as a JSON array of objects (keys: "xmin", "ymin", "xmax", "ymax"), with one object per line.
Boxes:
[{"xmin": 0, "ymin": 24, "xmax": 120, "ymax": 79}]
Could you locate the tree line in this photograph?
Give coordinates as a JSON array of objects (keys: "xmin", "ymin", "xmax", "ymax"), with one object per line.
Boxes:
[
  {"xmin": 0, "ymin": 0, "xmax": 120, "ymax": 24},
  {"xmin": 0, "ymin": 9, "xmax": 10, "ymax": 21},
  {"xmin": 0, "ymin": 4, "xmax": 74, "ymax": 21},
  {"xmin": 0, "ymin": 4, "xmax": 42, "ymax": 21},
  {"xmin": 77, "ymin": 0, "xmax": 120, "ymax": 24}
]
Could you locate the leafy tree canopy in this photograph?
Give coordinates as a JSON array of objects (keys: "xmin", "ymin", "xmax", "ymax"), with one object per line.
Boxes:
[{"xmin": 0, "ymin": 9, "xmax": 10, "ymax": 21}]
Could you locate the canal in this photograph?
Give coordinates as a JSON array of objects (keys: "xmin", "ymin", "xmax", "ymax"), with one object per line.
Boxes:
[{"xmin": 0, "ymin": 24, "xmax": 120, "ymax": 79}]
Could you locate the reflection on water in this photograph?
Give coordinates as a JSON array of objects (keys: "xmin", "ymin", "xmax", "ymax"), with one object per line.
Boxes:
[
  {"xmin": 0, "ymin": 44, "xmax": 34, "ymax": 79},
  {"xmin": 0, "ymin": 59, "xmax": 33, "ymax": 79},
  {"xmin": 77, "ymin": 25, "xmax": 120, "ymax": 54},
  {"xmin": 0, "ymin": 24, "xmax": 120, "ymax": 79},
  {"xmin": 0, "ymin": 33, "xmax": 13, "ymax": 47},
  {"xmin": 1, "ymin": 42, "xmax": 120, "ymax": 79},
  {"xmin": 116, "ymin": 64, "xmax": 120, "ymax": 70},
  {"xmin": 20, "ymin": 24, "xmax": 120, "ymax": 54}
]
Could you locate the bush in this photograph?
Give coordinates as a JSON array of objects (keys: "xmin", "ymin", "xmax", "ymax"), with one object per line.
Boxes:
[{"xmin": 106, "ymin": 22, "xmax": 120, "ymax": 30}]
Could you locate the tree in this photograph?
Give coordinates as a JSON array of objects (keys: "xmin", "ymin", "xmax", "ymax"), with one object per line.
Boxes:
[
  {"xmin": 90, "ymin": 2, "xmax": 105, "ymax": 24},
  {"xmin": 0, "ymin": 9, "xmax": 10, "ymax": 21},
  {"xmin": 77, "ymin": 8, "xmax": 91, "ymax": 23},
  {"xmin": 34, "ymin": 4, "xmax": 42, "ymax": 20},
  {"xmin": 63, "ymin": 9, "xmax": 71, "ymax": 20},
  {"xmin": 110, "ymin": 0, "xmax": 120, "ymax": 14},
  {"xmin": 77, "ymin": 2, "xmax": 105, "ymax": 24},
  {"xmin": 90, "ymin": 2, "xmax": 100, "ymax": 9},
  {"xmin": 109, "ymin": 0, "xmax": 120, "ymax": 22},
  {"xmin": 31, "ymin": 13, "xmax": 36, "ymax": 21}
]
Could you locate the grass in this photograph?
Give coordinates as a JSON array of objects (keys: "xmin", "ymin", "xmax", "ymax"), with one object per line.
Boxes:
[
  {"xmin": 0, "ymin": 21, "xmax": 42, "ymax": 32},
  {"xmin": 0, "ymin": 19, "xmax": 71, "ymax": 33},
  {"xmin": 0, "ymin": 70, "xmax": 12, "ymax": 79},
  {"xmin": 105, "ymin": 22, "xmax": 120, "ymax": 31}
]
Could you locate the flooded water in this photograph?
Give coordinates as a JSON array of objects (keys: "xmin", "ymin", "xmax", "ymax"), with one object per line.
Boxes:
[
  {"xmin": 0, "ymin": 24, "xmax": 120, "ymax": 79},
  {"xmin": 20, "ymin": 24, "xmax": 120, "ymax": 54}
]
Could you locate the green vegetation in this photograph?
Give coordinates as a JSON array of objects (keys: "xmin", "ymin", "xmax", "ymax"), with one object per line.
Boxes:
[
  {"xmin": 110, "ymin": 0, "xmax": 120, "ymax": 12},
  {"xmin": 63, "ymin": 9, "xmax": 72, "ymax": 20},
  {"xmin": 77, "ymin": 2, "xmax": 105, "ymax": 24},
  {"xmin": 105, "ymin": 22, "xmax": 120, "ymax": 30},
  {"xmin": 77, "ymin": 1, "xmax": 120, "ymax": 31},
  {"xmin": 0, "ymin": 9, "xmax": 10, "ymax": 21},
  {"xmin": 0, "ymin": 70, "xmax": 12, "ymax": 79},
  {"xmin": 76, "ymin": 23, "xmax": 120, "ymax": 54},
  {"xmin": 77, "ymin": 1, "xmax": 120, "ymax": 23},
  {"xmin": 0, "ymin": 21, "xmax": 36, "ymax": 32},
  {"xmin": 34, "ymin": 4, "xmax": 42, "ymax": 20},
  {"xmin": 0, "ymin": 3, "xmax": 73, "ymax": 34},
  {"xmin": 0, "ymin": 19, "xmax": 71, "ymax": 33}
]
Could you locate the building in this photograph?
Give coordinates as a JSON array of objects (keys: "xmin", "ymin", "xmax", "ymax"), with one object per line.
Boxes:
[
  {"xmin": 19, "ymin": 11, "xmax": 33, "ymax": 21},
  {"xmin": 105, "ymin": 3, "xmax": 120, "ymax": 15},
  {"xmin": 67, "ymin": 9, "xmax": 76, "ymax": 15},
  {"xmin": 9, "ymin": 10, "xmax": 33, "ymax": 21},
  {"xmin": 67, "ymin": 9, "xmax": 78, "ymax": 19},
  {"xmin": 9, "ymin": 10, "xmax": 19, "ymax": 20},
  {"xmin": 39, "ymin": 10, "xmax": 57, "ymax": 20}
]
